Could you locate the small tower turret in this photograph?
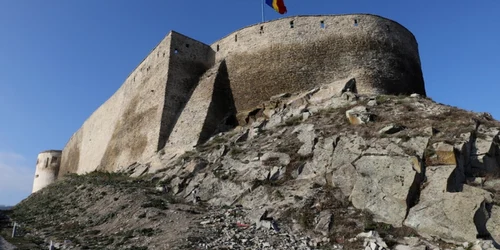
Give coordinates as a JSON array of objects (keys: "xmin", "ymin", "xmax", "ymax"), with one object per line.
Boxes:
[{"xmin": 32, "ymin": 150, "xmax": 62, "ymax": 193}]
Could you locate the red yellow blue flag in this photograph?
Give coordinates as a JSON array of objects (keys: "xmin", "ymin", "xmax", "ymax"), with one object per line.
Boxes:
[{"xmin": 265, "ymin": 0, "xmax": 287, "ymax": 14}]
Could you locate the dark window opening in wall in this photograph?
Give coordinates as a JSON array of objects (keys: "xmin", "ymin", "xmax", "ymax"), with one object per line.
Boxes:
[
  {"xmin": 290, "ymin": 20, "xmax": 294, "ymax": 28},
  {"xmin": 354, "ymin": 19, "xmax": 358, "ymax": 26},
  {"xmin": 217, "ymin": 44, "xmax": 220, "ymax": 52},
  {"xmin": 45, "ymin": 158, "xmax": 49, "ymax": 168},
  {"xmin": 260, "ymin": 26, "xmax": 264, "ymax": 34},
  {"xmin": 320, "ymin": 20, "xmax": 325, "ymax": 28},
  {"xmin": 186, "ymin": 44, "xmax": 190, "ymax": 48},
  {"xmin": 147, "ymin": 66, "xmax": 150, "ymax": 72},
  {"xmin": 235, "ymin": 35, "xmax": 238, "ymax": 42},
  {"xmin": 51, "ymin": 157, "xmax": 58, "ymax": 163},
  {"xmin": 36, "ymin": 159, "xmax": 39, "ymax": 164},
  {"xmin": 35, "ymin": 174, "xmax": 39, "ymax": 178},
  {"xmin": 163, "ymin": 52, "xmax": 165, "ymax": 57},
  {"xmin": 174, "ymin": 49, "xmax": 179, "ymax": 54},
  {"xmin": 386, "ymin": 25, "xmax": 390, "ymax": 31},
  {"xmin": 157, "ymin": 52, "xmax": 159, "ymax": 57}
]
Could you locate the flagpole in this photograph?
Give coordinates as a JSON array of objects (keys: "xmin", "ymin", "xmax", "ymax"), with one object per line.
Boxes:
[{"xmin": 261, "ymin": 0, "xmax": 265, "ymax": 22}]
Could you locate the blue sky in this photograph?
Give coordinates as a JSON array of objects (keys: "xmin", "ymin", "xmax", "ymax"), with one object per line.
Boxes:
[{"xmin": 0, "ymin": 0, "xmax": 498, "ymax": 205}]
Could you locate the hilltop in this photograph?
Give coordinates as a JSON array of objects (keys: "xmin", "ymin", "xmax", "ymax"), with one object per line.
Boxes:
[{"xmin": 3, "ymin": 81, "xmax": 500, "ymax": 249}]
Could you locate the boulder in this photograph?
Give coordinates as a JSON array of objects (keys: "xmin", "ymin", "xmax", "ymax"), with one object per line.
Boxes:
[
  {"xmin": 292, "ymin": 124, "xmax": 316, "ymax": 156},
  {"xmin": 486, "ymin": 205, "xmax": 500, "ymax": 245},
  {"xmin": 314, "ymin": 210, "xmax": 333, "ymax": 235},
  {"xmin": 404, "ymin": 165, "xmax": 494, "ymax": 243},
  {"xmin": 260, "ymin": 152, "xmax": 291, "ymax": 166},
  {"xmin": 350, "ymin": 155, "xmax": 417, "ymax": 226},
  {"xmin": 296, "ymin": 136, "xmax": 336, "ymax": 184},
  {"xmin": 426, "ymin": 142, "xmax": 457, "ymax": 166},
  {"xmin": 378, "ymin": 124, "xmax": 406, "ymax": 135},
  {"xmin": 346, "ymin": 106, "xmax": 372, "ymax": 125}
]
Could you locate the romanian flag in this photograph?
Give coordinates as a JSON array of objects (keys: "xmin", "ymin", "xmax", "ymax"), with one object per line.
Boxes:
[{"xmin": 266, "ymin": 0, "xmax": 287, "ymax": 14}]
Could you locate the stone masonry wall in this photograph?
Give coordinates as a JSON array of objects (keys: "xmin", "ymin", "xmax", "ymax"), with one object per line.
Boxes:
[
  {"xmin": 57, "ymin": 14, "xmax": 426, "ymax": 178},
  {"xmin": 60, "ymin": 32, "xmax": 213, "ymax": 175},
  {"xmin": 165, "ymin": 60, "xmax": 236, "ymax": 154},
  {"xmin": 210, "ymin": 14, "xmax": 425, "ymax": 112},
  {"xmin": 157, "ymin": 32, "xmax": 214, "ymax": 151}
]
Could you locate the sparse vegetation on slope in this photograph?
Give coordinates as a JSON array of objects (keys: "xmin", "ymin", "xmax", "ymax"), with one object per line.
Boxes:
[{"xmin": 7, "ymin": 91, "xmax": 500, "ymax": 249}]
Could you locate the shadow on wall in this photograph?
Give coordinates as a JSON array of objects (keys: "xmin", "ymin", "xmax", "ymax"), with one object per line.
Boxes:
[
  {"xmin": 198, "ymin": 60, "xmax": 238, "ymax": 144},
  {"xmin": 157, "ymin": 61, "xmax": 210, "ymax": 151}
]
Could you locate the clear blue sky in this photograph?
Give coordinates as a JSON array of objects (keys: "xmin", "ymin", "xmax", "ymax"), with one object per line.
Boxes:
[{"xmin": 0, "ymin": 0, "xmax": 498, "ymax": 205}]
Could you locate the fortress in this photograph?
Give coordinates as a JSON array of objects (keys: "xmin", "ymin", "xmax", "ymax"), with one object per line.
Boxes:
[{"xmin": 32, "ymin": 14, "xmax": 426, "ymax": 192}]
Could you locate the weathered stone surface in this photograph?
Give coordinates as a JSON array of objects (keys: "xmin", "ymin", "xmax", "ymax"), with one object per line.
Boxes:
[
  {"xmin": 363, "ymin": 138, "xmax": 406, "ymax": 156},
  {"xmin": 456, "ymin": 127, "xmax": 500, "ymax": 176},
  {"xmin": 486, "ymin": 205, "xmax": 500, "ymax": 245},
  {"xmin": 341, "ymin": 91, "xmax": 358, "ymax": 102},
  {"xmin": 400, "ymin": 136, "xmax": 430, "ymax": 158},
  {"xmin": 292, "ymin": 124, "xmax": 316, "ymax": 156},
  {"xmin": 260, "ymin": 152, "xmax": 291, "ymax": 166},
  {"xmin": 404, "ymin": 165, "xmax": 493, "ymax": 243},
  {"xmin": 350, "ymin": 155, "xmax": 417, "ymax": 226},
  {"xmin": 367, "ymin": 99, "xmax": 377, "ymax": 107},
  {"xmin": 427, "ymin": 142, "xmax": 456, "ymax": 166},
  {"xmin": 328, "ymin": 136, "xmax": 364, "ymax": 195},
  {"xmin": 295, "ymin": 136, "xmax": 335, "ymax": 184},
  {"xmin": 314, "ymin": 210, "xmax": 333, "ymax": 235},
  {"xmin": 207, "ymin": 145, "xmax": 228, "ymax": 163},
  {"xmin": 269, "ymin": 166, "xmax": 286, "ymax": 181},
  {"xmin": 181, "ymin": 159, "xmax": 208, "ymax": 177},
  {"xmin": 129, "ymin": 163, "xmax": 149, "ymax": 178},
  {"xmin": 379, "ymin": 124, "xmax": 406, "ymax": 135},
  {"xmin": 346, "ymin": 106, "xmax": 372, "ymax": 125}
]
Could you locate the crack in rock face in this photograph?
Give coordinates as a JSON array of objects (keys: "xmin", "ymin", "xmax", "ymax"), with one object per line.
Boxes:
[{"xmin": 350, "ymin": 155, "xmax": 417, "ymax": 226}]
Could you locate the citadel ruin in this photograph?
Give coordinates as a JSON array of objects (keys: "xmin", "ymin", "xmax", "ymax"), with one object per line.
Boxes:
[{"xmin": 32, "ymin": 14, "xmax": 426, "ymax": 193}]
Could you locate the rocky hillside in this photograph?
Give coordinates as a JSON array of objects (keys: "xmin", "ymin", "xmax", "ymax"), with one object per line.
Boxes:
[{"xmin": 4, "ymin": 80, "xmax": 500, "ymax": 250}]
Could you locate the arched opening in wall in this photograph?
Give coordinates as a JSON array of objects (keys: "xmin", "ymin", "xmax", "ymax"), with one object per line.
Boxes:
[
  {"xmin": 260, "ymin": 26, "xmax": 264, "ymax": 34},
  {"xmin": 217, "ymin": 44, "xmax": 220, "ymax": 52},
  {"xmin": 174, "ymin": 49, "xmax": 179, "ymax": 54},
  {"xmin": 235, "ymin": 35, "xmax": 238, "ymax": 42},
  {"xmin": 320, "ymin": 20, "xmax": 325, "ymax": 29},
  {"xmin": 386, "ymin": 25, "xmax": 390, "ymax": 32},
  {"xmin": 354, "ymin": 19, "xmax": 358, "ymax": 26},
  {"xmin": 290, "ymin": 20, "xmax": 294, "ymax": 28},
  {"xmin": 45, "ymin": 158, "xmax": 49, "ymax": 168},
  {"xmin": 186, "ymin": 44, "xmax": 190, "ymax": 48},
  {"xmin": 51, "ymin": 157, "xmax": 58, "ymax": 163}
]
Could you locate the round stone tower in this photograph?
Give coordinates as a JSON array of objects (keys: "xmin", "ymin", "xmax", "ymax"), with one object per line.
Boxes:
[{"xmin": 32, "ymin": 150, "xmax": 62, "ymax": 193}]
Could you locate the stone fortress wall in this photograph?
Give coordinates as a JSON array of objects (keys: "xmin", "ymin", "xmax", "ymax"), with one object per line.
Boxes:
[
  {"xmin": 32, "ymin": 150, "xmax": 62, "ymax": 193},
  {"xmin": 59, "ymin": 32, "xmax": 213, "ymax": 176},
  {"xmin": 33, "ymin": 14, "xmax": 427, "ymax": 192},
  {"xmin": 211, "ymin": 14, "xmax": 425, "ymax": 112}
]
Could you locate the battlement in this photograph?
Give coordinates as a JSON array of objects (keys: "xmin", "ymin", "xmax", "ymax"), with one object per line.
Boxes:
[{"xmin": 32, "ymin": 14, "xmax": 426, "ymax": 191}]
